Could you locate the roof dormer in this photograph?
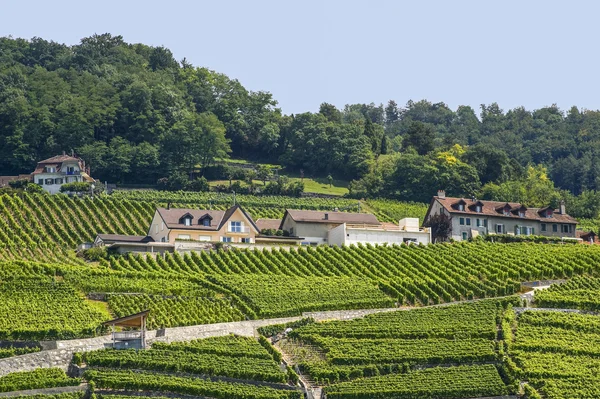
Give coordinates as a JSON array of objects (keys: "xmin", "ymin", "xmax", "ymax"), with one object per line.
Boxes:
[
  {"xmin": 179, "ymin": 213, "xmax": 194, "ymax": 226},
  {"xmin": 496, "ymin": 203, "xmax": 512, "ymax": 216},
  {"xmin": 198, "ymin": 214, "xmax": 213, "ymax": 227},
  {"xmin": 538, "ymin": 207, "xmax": 554, "ymax": 218},
  {"xmin": 511, "ymin": 205, "xmax": 527, "ymax": 218},
  {"xmin": 453, "ymin": 199, "xmax": 467, "ymax": 212},
  {"xmin": 468, "ymin": 200, "xmax": 485, "ymax": 213}
]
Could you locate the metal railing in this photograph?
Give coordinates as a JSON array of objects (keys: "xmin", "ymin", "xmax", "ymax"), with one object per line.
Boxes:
[{"xmin": 113, "ymin": 331, "xmax": 142, "ymax": 340}]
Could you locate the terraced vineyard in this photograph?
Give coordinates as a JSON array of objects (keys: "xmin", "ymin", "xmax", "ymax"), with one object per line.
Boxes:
[
  {"xmin": 108, "ymin": 242, "xmax": 600, "ymax": 309},
  {"xmin": 0, "ymin": 277, "xmax": 109, "ymax": 340},
  {"xmin": 534, "ymin": 275, "xmax": 600, "ymax": 311},
  {"xmin": 83, "ymin": 335, "xmax": 301, "ymax": 399},
  {"xmin": 510, "ymin": 310, "xmax": 600, "ymax": 398},
  {"xmin": 268, "ymin": 300, "xmax": 516, "ymax": 396}
]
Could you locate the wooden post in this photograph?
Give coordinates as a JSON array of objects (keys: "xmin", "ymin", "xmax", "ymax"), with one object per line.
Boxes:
[
  {"xmin": 141, "ymin": 314, "xmax": 146, "ymax": 349},
  {"xmin": 111, "ymin": 324, "xmax": 115, "ymax": 349}
]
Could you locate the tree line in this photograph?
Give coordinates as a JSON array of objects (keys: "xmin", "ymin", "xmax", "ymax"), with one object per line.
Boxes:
[{"xmin": 3, "ymin": 34, "xmax": 600, "ymax": 215}]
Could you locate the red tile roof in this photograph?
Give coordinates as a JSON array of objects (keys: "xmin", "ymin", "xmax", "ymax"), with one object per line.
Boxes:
[
  {"xmin": 432, "ymin": 196, "xmax": 578, "ymax": 224},
  {"xmin": 256, "ymin": 219, "xmax": 282, "ymax": 231},
  {"xmin": 156, "ymin": 205, "xmax": 259, "ymax": 233},
  {"xmin": 283, "ymin": 209, "xmax": 380, "ymax": 225}
]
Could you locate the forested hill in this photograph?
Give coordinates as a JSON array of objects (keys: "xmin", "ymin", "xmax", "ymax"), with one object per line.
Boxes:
[{"xmin": 2, "ymin": 34, "xmax": 600, "ymax": 212}]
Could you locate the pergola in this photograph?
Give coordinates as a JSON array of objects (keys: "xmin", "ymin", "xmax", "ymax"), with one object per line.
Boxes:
[{"xmin": 103, "ymin": 310, "xmax": 149, "ymax": 350}]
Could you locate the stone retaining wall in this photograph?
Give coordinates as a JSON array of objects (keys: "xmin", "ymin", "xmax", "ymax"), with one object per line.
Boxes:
[
  {"xmin": 0, "ymin": 384, "xmax": 87, "ymax": 397},
  {"xmin": 0, "ymin": 307, "xmax": 400, "ymax": 377}
]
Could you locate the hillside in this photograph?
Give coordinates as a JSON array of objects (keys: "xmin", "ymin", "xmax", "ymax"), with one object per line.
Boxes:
[{"xmin": 6, "ymin": 34, "xmax": 600, "ymax": 224}]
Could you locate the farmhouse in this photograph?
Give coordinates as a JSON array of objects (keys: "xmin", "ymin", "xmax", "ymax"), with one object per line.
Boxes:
[
  {"xmin": 424, "ymin": 190, "xmax": 578, "ymax": 242},
  {"xmin": 280, "ymin": 209, "xmax": 430, "ymax": 246},
  {"xmin": 32, "ymin": 154, "xmax": 95, "ymax": 194},
  {"xmin": 148, "ymin": 204, "xmax": 261, "ymax": 244}
]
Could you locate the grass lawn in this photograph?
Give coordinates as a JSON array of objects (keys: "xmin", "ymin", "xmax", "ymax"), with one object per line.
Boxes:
[{"xmin": 209, "ymin": 176, "xmax": 349, "ymax": 196}]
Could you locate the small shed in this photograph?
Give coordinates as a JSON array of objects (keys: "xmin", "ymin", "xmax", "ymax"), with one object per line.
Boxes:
[{"xmin": 103, "ymin": 310, "xmax": 149, "ymax": 350}]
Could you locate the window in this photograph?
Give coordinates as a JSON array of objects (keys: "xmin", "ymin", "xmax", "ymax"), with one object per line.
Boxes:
[
  {"xmin": 476, "ymin": 219, "xmax": 481, "ymax": 227},
  {"xmin": 161, "ymin": 221, "xmax": 164, "ymax": 231},
  {"xmin": 155, "ymin": 224, "xmax": 158, "ymax": 234},
  {"xmin": 221, "ymin": 237, "xmax": 232, "ymax": 243},
  {"xmin": 466, "ymin": 218, "xmax": 471, "ymax": 226},
  {"xmin": 202, "ymin": 218, "xmax": 210, "ymax": 226},
  {"xmin": 54, "ymin": 178, "xmax": 63, "ymax": 184},
  {"xmin": 475, "ymin": 205, "xmax": 482, "ymax": 213},
  {"xmin": 178, "ymin": 234, "xmax": 191, "ymax": 240},
  {"xmin": 496, "ymin": 224, "xmax": 503, "ymax": 234},
  {"xmin": 459, "ymin": 217, "xmax": 465, "ymax": 225},
  {"xmin": 290, "ymin": 227, "xmax": 294, "ymax": 236},
  {"xmin": 45, "ymin": 167, "xmax": 56, "ymax": 173},
  {"xmin": 541, "ymin": 223, "xmax": 547, "ymax": 232},
  {"xmin": 230, "ymin": 221, "xmax": 242, "ymax": 232},
  {"xmin": 183, "ymin": 218, "xmax": 192, "ymax": 226},
  {"xmin": 45, "ymin": 178, "xmax": 54, "ymax": 185},
  {"xmin": 552, "ymin": 224, "xmax": 558, "ymax": 232},
  {"xmin": 546, "ymin": 210, "xmax": 553, "ymax": 218},
  {"xmin": 457, "ymin": 204, "xmax": 465, "ymax": 211},
  {"xmin": 561, "ymin": 224, "xmax": 570, "ymax": 233},
  {"xmin": 519, "ymin": 211, "xmax": 525, "ymax": 217},
  {"xmin": 503, "ymin": 210, "xmax": 511, "ymax": 216},
  {"xmin": 483, "ymin": 219, "xmax": 488, "ymax": 228},
  {"xmin": 462, "ymin": 232, "xmax": 468, "ymax": 240},
  {"xmin": 199, "ymin": 236, "xmax": 211, "ymax": 241},
  {"xmin": 38, "ymin": 179, "xmax": 44, "ymax": 185},
  {"xmin": 241, "ymin": 237, "xmax": 252, "ymax": 243}
]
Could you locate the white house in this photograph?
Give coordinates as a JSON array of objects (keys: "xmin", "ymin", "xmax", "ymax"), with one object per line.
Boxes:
[
  {"xmin": 32, "ymin": 154, "xmax": 95, "ymax": 194},
  {"xmin": 280, "ymin": 209, "xmax": 430, "ymax": 246},
  {"xmin": 328, "ymin": 218, "xmax": 431, "ymax": 246}
]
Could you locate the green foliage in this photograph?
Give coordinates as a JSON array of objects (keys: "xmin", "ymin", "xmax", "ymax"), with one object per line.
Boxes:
[
  {"xmin": 107, "ymin": 293, "xmax": 244, "ymax": 329},
  {"xmin": 324, "ymin": 364, "xmax": 508, "ymax": 398},
  {"xmin": 0, "ymin": 345, "xmax": 40, "ymax": 359},
  {"xmin": 534, "ymin": 275, "xmax": 600, "ymax": 310},
  {"xmin": 0, "ymin": 278, "xmax": 108, "ymax": 340},
  {"xmin": 152, "ymin": 335, "xmax": 273, "ymax": 359},
  {"xmin": 84, "ymin": 346, "xmax": 286, "ymax": 383},
  {"xmin": 80, "ymin": 247, "xmax": 107, "ymax": 262},
  {"xmin": 60, "ymin": 182, "xmax": 91, "ymax": 193},
  {"xmin": 84, "ymin": 369, "xmax": 301, "ymax": 399},
  {"xmin": 257, "ymin": 318, "xmax": 315, "ymax": 337},
  {"xmin": 511, "ymin": 310, "xmax": 600, "ymax": 398},
  {"xmin": 0, "ymin": 368, "xmax": 80, "ymax": 393},
  {"xmin": 215, "ymin": 275, "xmax": 394, "ymax": 318}
]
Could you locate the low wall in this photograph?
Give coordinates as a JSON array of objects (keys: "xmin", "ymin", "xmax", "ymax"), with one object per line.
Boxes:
[
  {"xmin": 0, "ymin": 385, "xmax": 87, "ymax": 398},
  {"xmin": 0, "ymin": 307, "xmax": 400, "ymax": 378}
]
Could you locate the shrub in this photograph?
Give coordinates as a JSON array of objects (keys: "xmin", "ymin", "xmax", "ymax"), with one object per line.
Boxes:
[{"xmin": 60, "ymin": 182, "xmax": 91, "ymax": 193}]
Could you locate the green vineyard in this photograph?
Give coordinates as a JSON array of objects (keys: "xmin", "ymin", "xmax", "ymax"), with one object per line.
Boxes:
[{"xmin": 511, "ymin": 310, "xmax": 600, "ymax": 398}]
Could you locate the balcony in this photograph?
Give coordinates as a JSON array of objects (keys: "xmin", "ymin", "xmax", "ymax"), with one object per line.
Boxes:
[
  {"xmin": 65, "ymin": 170, "xmax": 80, "ymax": 176},
  {"xmin": 228, "ymin": 226, "xmax": 250, "ymax": 234}
]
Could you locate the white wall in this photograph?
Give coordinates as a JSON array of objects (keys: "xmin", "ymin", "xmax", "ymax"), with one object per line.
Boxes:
[
  {"xmin": 345, "ymin": 228, "xmax": 430, "ymax": 245},
  {"xmin": 328, "ymin": 223, "xmax": 346, "ymax": 246}
]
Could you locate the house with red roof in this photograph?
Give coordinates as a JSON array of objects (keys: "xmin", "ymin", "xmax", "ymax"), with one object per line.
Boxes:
[
  {"xmin": 32, "ymin": 154, "xmax": 95, "ymax": 194},
  {"xmin": 424, "ymin": 190, "xmax": 578, "ymax": 242}
]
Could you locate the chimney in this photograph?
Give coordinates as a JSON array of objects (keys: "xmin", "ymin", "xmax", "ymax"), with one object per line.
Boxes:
[
  {"xmin": 167, "ymin": 202, "xmax": 171, "ymax": 210},
  {"xmin": 559, "ymin": 200, "xmax": 566, "ymax": 215},
  {"xmin": 62, "ymin": 151, "xmax": 66, "ymax": 156},
  {"xmin": 324, "ymin": 213, "xmax": 329, "ymax": 220},
  {"xmin": 437, "ymin": 190, "xmax": 446, "ymax": 199}
]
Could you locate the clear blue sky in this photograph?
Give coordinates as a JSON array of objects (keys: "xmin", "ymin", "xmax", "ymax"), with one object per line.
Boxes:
[{"xmin": 2, "ymin": 0, "xmax": 599, "ymax": 115}]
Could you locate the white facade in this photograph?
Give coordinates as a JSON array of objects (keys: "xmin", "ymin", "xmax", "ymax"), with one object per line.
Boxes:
[
  {"xmin": 328, "ymin": 218, "xmax": 431, "ymax": 246},
  {"xmin": 34, "ymin": 159, "xmax": 89, "ymax": 194}
]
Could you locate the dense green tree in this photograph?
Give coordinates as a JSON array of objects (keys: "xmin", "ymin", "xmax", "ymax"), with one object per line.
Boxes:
[{"xmin": 404, "ymin": 121, "xmax": 435, "ymax": 155}]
